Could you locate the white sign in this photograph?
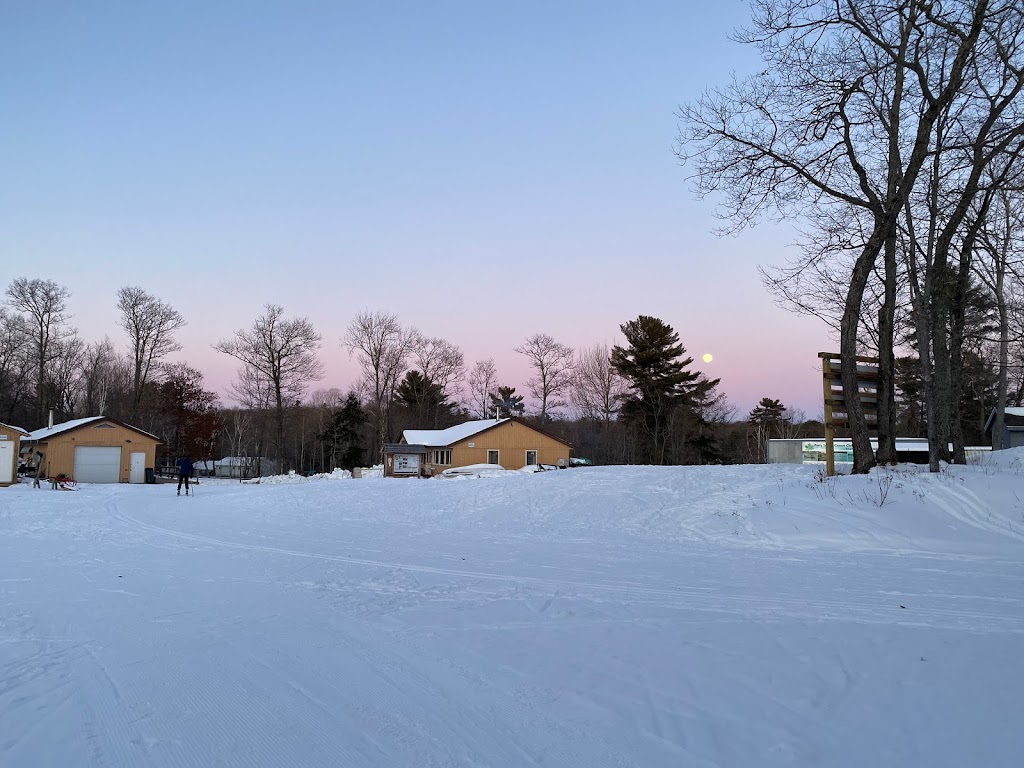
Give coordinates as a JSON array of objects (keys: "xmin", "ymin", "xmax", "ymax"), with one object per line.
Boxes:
[{"xmin": 393, "ymin": 453, "xmax": 420, "ymax": 474}]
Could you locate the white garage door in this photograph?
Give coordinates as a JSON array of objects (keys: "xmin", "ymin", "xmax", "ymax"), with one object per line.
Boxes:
[
  {"xmin": 73, "ymin": 446, "xmax": 121, "ymax": 484},
  {"xmin": 0, "ymin": 441, "xmax": 13, "ymax": 484}
]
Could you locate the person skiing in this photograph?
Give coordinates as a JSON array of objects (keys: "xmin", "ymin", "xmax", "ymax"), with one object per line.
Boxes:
[{"xmin": 176, "ymin": 455, "xmax": 194, "ymax": 496}]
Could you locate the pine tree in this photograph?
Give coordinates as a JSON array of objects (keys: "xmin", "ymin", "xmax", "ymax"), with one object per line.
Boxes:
[
  {"xmin": 488, "ymin": 386, "xmax": 525, "ymax": 419},
  {"xmin": 320, "ymin": 393, "xmax": 367, "ymax": 471},
  {"xmin": 611, "ymin": 315, "xmax": 719, "ymax": 465},
  {"xmin": 747, "ymin": 397, "xmax": 790, "ymax": 463},
  {"xmin": 395, "ymin": 370, "xmax": 458, "ymax": 428},
  {"xmin": 748, "ymin": 397, "xmax": 787, "ymax": 426}
]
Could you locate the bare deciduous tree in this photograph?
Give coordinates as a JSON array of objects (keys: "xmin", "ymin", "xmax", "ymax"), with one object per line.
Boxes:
[
  {"xmin": 678, "ymin": 0, "xmax": 1012, "ymax": 472},
  {"xmin": 515, "ymin": 333, "xmax": 575, "ymax": 421},
  {"xmin": 215, "ymin": 304, "xmax": 325, "ymax": 472},
  {"xmin": 48, "ymin": 334, "xmax": 85, "ymax": 419},
  {"xmin": 465, "ymin": 359, "xmax": 498, "ymax": 419},
  {"xmin": 4, "ymin": 277, "xmax": 74, "ymax": 424},
  {"xmin": 977, "ymin": 187, "xmax": 1024, "ymax": 447},
  {"xmin": 414, "ymin": 337, "xmax": 465, "ymax": 403},
  {"xmin": 571, "ymin": 343, "xmax": 625, "ymax": 426},
  {"xmin": 0, "ymin": 308, "xmax": 32, "ymax": 422},
  {"xmin": 79, "ymin": 338, "xmax": 124, "ymax": 417},
  {"xmin": 223, "ymin": 409, "xmax": 258, "ymax": 476},
  {"xmin": 117, "ymin": 286, "xmax": 187, "ymax": 419},
  {"xmin": 343, "ymin": 310, "xmax": 418, "ymax": 459},
  {"xmin": 306, "ymin": 388, "xmax": 345, "ymax": 473}
]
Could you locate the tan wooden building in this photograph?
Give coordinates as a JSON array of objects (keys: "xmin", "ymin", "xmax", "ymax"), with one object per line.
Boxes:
[
  {"xmin": 385, "ymin": 418, "xmax": 572, "ymax": 477},
  {"xmin": 24, "ymin": 416, "xmax": 161, "ymax": 484},
  {"xmin": 0, "ymin": 422, "xmax": 29, "ymax": 487}
]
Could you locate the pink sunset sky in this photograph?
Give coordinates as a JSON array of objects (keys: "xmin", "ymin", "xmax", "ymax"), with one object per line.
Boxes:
[{"xmin": 1, "ymin": 2, "xmax": 833, "ymax": 417}]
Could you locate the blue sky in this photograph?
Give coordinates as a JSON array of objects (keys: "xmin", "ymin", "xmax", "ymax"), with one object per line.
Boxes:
[{"xmin": 1, "ymin": 1, "xmax": 831, "ymax": 416}]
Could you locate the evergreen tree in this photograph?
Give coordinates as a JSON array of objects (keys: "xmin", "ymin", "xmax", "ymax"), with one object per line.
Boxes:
[
  {"xmin": 894, "ymin": 356, "xmax": 927, "ymax": 438},
  {"xmin": 682, "ymin": 388, "xmax": 728, "ymax": 465},
  {"xmin": 488, "ymin": 386, "xmax": 525, "ymax": 419},
  {"xmin": 320, "ymin": 393, "xmax": 367, "ymax": 470},
  {"xmin": 611, "ymin": 315, "xmax": 719, "ymax": 465},
  {"xmin": 747, "ymin": 397, "xmax": 791, "ymax": 463},
  {"xmin": 748, "ymin": 397, "xmax": 787, "ymax": 427},
  {"xmin": 395, "ymin": 370, "xmax": 458, "ymax": 428}
]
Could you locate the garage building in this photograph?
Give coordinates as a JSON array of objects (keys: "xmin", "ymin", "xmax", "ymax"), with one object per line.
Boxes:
[{"xmin": 25, "ymin": 417, "xmax": 161, "ymax": 484}]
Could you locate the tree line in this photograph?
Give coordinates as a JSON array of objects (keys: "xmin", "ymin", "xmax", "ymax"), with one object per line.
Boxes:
[{"xmin": 2, "ymin": 275, "xmax": 1018, "ymax": 473}]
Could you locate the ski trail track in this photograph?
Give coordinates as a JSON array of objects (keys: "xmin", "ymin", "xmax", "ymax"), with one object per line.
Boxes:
[
  {"xmin": 113, "ymin": 509, "xmax": 1024, "ymax": 634},
  {"xmin": 918, "ymin": 473, "xmax": 1024, "ymax": 542},
  {"xmin": 7, "ymin": 500, "xmax": 642, "ymax": 767}
]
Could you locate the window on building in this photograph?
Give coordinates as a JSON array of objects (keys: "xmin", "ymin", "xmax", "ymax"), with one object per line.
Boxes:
[
  {"xmin": 525, "ymin": 450, "xmax": 538, "ymax": 466},
  {"xmin": 432, "ymin": 450, "xmax": 451, "ymax": 465},
  {"xmin": 487, "ymin": 450, "xmax": 500, "ymax": 465}
]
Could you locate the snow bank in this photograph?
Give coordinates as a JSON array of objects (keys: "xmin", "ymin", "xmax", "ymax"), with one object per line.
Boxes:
[
  {"xmin": 970, "ymin": 444, "xmax": 1024, "ymax": 471},
  {"xmin": 243, "ymin": 468, "xmax": 353, "ymax": 484}
]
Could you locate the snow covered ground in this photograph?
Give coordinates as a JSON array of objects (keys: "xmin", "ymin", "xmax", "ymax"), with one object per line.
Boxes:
[{"xmin": 2, "ymin": 454, "xmax": 1023, "ymax": 767}]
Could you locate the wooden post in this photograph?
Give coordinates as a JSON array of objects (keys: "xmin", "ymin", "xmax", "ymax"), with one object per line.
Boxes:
[{"xmin": 821, "ymin": 354, "xmax": 836, "ymax": 476}]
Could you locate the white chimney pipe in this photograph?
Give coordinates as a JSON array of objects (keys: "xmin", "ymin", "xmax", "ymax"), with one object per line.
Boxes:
[{"xmin": 48, "ymin": 409, "xmax": 54, "ymax": 429}]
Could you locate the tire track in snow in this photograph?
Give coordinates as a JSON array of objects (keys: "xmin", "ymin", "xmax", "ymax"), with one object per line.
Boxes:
[{"xmin": 113, "ymin": 511, "xmax": 1024, "ymax": 634}]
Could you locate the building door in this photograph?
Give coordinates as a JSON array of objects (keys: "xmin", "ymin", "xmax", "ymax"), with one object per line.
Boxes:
[
  {"xmin": 487, "ymin": 450, "xmax": 500, "ymax": 465},
  {"xmin": 129, "ymin": 451, "xmax": 146, "ymax": 484},
  {"xmin": 0, "ymin": 441, "xmax": 13, "ymax": 484},
  {"xmin": 73, "ymin": 446, "xmax": 121, "ymax": 483}
]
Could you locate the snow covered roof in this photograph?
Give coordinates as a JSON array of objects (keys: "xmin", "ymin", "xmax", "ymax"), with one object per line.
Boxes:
[
  {"xmin": 28, "ymin": 416, "xmax": 107, "ymax": 440},
  {"xmin": 984, "ymin": 407, "xmax": 1024, "ymax": 432},
  {"xmin": 0, "ymin": 422, "xmax": 28, "ymax": 435},
  {"xmin": 27, "ymin": 416, "xmax": 161, "ymax": 442},
  {"xmin": 403, "ymin": 419, "xmax": 508, "ymax": 447}
]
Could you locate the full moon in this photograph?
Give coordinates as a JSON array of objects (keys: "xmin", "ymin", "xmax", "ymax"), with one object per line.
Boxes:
[{"xmin": 702, "ymin": 353, "xmax": 713, "ymax": 363}]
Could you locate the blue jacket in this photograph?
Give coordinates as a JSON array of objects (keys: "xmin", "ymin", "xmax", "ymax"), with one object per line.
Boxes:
[{"xmin": 176, "ymin": 457, "xmax": 194, "ymax": 476}]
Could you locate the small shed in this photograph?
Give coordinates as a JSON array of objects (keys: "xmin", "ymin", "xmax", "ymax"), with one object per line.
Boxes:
[
  {"xmin": 984, "ymin": 407, "xmax": 1024, "ymax": 450},
  {"xmin": 385, "ymin": 418, "xmax": 572, "ymax": 477},
  {"xmin": 383, "ymin": 443, "xmax": 429, "ymax": 477},
  {"xmin": 0, "ymin": 422, "xmax": 29, "ymax": 487},
  {"xmin": 212, "ymin": 456, "xmax": 277, "ymax": 479},
  {"xmin": 25, "ymin": 416, "xmax": 162, "ymax": 484}
]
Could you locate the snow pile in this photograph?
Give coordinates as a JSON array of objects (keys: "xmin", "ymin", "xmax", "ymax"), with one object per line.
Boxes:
[
  {"xmin": 518, "ymin": 464, "xmax": 562, "ymax": 473},
  {"xmin": 971, "ymin": 443, "xmax": 1024, "ymax": 471},
  {"xmin": 243, "ymin": 468, "xmax": 353, "ymax": 484},
  {"xmin": 2, "ymin": 460, "xmax": 1022, "ymax": 767}
]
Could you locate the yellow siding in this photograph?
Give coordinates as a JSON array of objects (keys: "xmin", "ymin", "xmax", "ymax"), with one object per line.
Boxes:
[
  {"xmin": 0, "ymin": 425, "xmax": 23, "ymax": 486},
  {"xmin": 34, "ymin": 420, "xmax": 159, "ymax": 483},
  {"xmin": 427, "ymin": 420, "xmax": 570, "ymax": 474}
]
